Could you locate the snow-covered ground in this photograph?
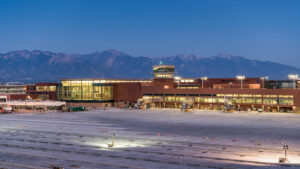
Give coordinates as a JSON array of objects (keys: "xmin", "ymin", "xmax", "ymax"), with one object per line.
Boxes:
[{"xmin": 0, "ymin": 108, "xmax": 299, "ymax": 169}]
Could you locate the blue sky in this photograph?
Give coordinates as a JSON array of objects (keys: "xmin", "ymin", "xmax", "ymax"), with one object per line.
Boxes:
[{"xmin": 0, "ymin": 0, "xmax": 300, "ymax": 67}]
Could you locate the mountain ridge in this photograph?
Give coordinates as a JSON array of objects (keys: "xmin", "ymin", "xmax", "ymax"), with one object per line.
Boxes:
[{"xmin": 0, "ymin": 49, "xmax": 299, "ymax": 83}]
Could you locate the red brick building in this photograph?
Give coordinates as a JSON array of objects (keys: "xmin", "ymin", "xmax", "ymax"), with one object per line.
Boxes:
[
  {"xmin": 26, "ymin": 83, "xmax": 57, "ymax": 100},
  {"xmin": 59, "ymin": 64, "xmax": 300, "ymax": 112},
  {"xmin": 0, "ymin": 83, "xmax": 58, "ymax": 101},
  {"xmin": 0, "ymin": 85, "xmax": 26, "ymax": 101}
]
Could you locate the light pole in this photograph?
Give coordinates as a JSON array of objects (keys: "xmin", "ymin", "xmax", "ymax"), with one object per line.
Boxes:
[
  {"xmin": 288, "ymin": 74, "xmax": 298, "ymax": 89},
  {"xmin": 201, "ymin": 77, "xmax": 208, "ymax": 88},
  {"xmin": 283, "ymin": 144, "xmax": 289, "ymax": 161},
  {"xmin": 175, "ymin": 76, "xmax": 181, "ymax": 88},
  {"xmin": 260, "ymin": 76, "xmax": 268, "ymax": 89},
  {"xmin": 236, "ymin": 76, "xmax": 245, "ymax": 89}
]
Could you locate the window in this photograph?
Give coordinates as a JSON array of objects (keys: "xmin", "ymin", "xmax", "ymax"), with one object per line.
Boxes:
[
  {"xmin": 278, "ymin": 95, "xmax": 293, "ymax": 98},
  {"xmin": 164, "ymin": 96, "xmax": 176, "ymax": 102},
  {"xmin": 252, "ymin": 98, "xmax": 262, "ymax": 104},
  {"xmin": 212, "ymin": 98, "xmax": 224, "ymax": 103},
  {"xmin": 37, "ymin": 95, "xmax": 49, "ymax": 99},
  {"xmin": 278, "ymin": 99, "xmax": 293, "ymax": 105},
  {"xmin": 153, "ymin": 67, "xmax": 174, "ymax": 73},
  {"xmin": 175, "ymin": 97, "xmax": 187, "ymax": 102},
  {"xmin": 177, "ymin": 86, "xmax": 199, "ymax": 89},
  {"xmin": 36, "ymin": 86, "xmax": 56, "ymax": 91},
  {"xmin": 143, "ymin": 96, "xmax": 152, "ymax": 100},
  {"xmin": 49, "ymin": 86, "xmax": 56, "ymax": 91},
  {"xmin": 61, "ymin": 80, "xmax": 113, "ymax": 101},
  {"xmin": 154, "ymin": 74, "xmax": 173, "ymax": 78},
  {"xmin": 264, "ymin": 95, "xmax": 277, "ymax": 98},
  {"xmin": 263, "ymin": 98, "xmax": 277, "ymax": 105},
  {"xmin": 239, "ymin": 94, "xmax": 252, "ymax": 97},
  {"xmin": 36, "ymin": 86, "xmax": 43, "ymax": 91},
  {"xmin": 217, "ymin": 94, "xmax": 225, "ymax": 97},
  {"xmin": 195, "ymin": 97, "xmax": 213, "ymax": 103}
]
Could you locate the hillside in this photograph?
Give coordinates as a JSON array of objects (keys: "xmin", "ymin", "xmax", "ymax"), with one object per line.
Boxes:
[{"xmin": 0, "ymin": 49, "xmax": 298, "ymax": 82}]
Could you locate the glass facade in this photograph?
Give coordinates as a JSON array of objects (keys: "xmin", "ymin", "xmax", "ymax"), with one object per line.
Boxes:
[
  {"xmin": 61, "ymin": 80, "xmax": 113, "ymax": 102},
  {"xmin": 153, "ymin": 67, "xmax": 174, "ymax": 73},
  {"xmin": 278, "ymin": 99, "xmax": 293, "ymax": 105},
  {"xmin": 142, "ymin": 93, "xmax": 294, "ymax": 106}
]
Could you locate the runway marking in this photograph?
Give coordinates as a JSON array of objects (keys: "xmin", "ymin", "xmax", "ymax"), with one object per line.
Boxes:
[
  {"xmin": 0, "ymin": 149, "xmax": 157, "ymax": 169},
  {"xmin": 0, "ymin": 137, "xmax": 297, "ymax": 168},
  {"xmin": 0, "ymin": 161, "xmax": 48, "ymax": 169},
  {"xmin": 0, "ymin": 118, "xmax": 112, "ymax": 127},
  {"xmin": 1, "ymin": 127, "xmax": 299, "ymax": 154}
]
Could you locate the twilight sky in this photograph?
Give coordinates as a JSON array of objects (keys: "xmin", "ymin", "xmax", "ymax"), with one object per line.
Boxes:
[{"xmin": 0, "ymin": 0, "xmax": 300, "ymax": 67}]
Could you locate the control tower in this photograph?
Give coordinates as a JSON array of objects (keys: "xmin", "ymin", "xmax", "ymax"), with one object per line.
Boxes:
[{"xmin": 152, "ymin": 61, "xmax": 175, "ymax": 79}]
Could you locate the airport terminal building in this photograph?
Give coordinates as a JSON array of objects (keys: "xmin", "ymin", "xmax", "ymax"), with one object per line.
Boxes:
[
  {"xmin": 0, "ymin": 64, "xmax": 300, "ymax": 112},
  {"xmin": 56, "ymin": 64, "xmax": 300, "ymax": 112}
]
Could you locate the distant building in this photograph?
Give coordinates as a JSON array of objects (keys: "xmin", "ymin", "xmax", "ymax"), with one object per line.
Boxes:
[
  {"xmin": 0, "ymin": 84, "xmax": 26, "ymax": 100},
  {"xmin": 26, "ymin": 83, "xmax": 57, "ymax": 100}
]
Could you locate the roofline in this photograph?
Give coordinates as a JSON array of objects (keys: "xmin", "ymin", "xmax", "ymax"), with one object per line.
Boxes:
[
  {"xmin": 153, "ymin": 65, "xmax": 175, "ymax": 68},
  {"xmin": 60, "ymin": 78, "xmax": 152, "ymax": 81}
]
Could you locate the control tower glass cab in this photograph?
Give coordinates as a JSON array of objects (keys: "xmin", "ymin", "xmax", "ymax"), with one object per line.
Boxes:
[{"xmin": 153, "ymin": 63, "xmax": 175, "ymax": 79}]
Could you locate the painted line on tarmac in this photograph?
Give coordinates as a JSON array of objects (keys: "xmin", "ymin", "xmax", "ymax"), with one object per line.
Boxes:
[
  {"xmin": 0, "ymin": 132, "xmax": 298, "ymax": 169},
  {"xmin": 0, "ymin": 161, "xmax": 48, "ymax": 169},
  {"xmin": 0, "ymin": 149, "xmax": 148, "ymax": 169},
  {"xmin": 0, "ymin": 118, "xmax": 112, "ymax": 126}
]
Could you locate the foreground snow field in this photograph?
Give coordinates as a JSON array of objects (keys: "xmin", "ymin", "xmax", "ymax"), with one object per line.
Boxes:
[{"xmin": 0, "ymin": 109, "xmax": 299, "ymax": 169}]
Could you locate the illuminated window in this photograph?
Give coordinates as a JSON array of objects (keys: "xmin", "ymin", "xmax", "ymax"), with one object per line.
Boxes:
[
  {"xmin": 61, "ymin": 80, "xmax": 113, "ymax": 101},
  {"xmin": 263, "ymin": 98, "xmax": 277, "ymax": 105},
  {"xmin": 264, "ymin": 95, "xmax": 277, "ymax": 98},
  {"xmin": 36, "ymin": 86, "xmax": 56, "ymax": 91},
  {"xmin": 252, "ymin": 98, "xmax": 262, "ymax": 104},
  {"xmin": 36, "ymin": 86, "xmax": 44, "ymax": 91},
  {"xmin": 177, "ymin": 86, "xmax": 199, "ymax": 89},
  {"xmin": 143, "ymin": 96, "xmax": 152, "ymax": 100},
  {"xmin": 195, "ymin": 97, "xmax": 213, "ymax": 103},
  {"xmin": 240, "ymin": 98, "xmax": 253, "ymax": 104},
  {"xmin": 217, "ymin": 94, "xmax": 225, "ymax": 97},
  {"xmin": 278, "ymin": 99, "xmax": 293, "ymax": 105},
  {"xmin": 154, "ymin": 74, "xmax": 173, "ymax": 78},
  {"xmin": 239, "ymin": 94, "xmax": 252, "ymax": 97},
  {"xmin": 278, "ymin": 95, "xmax": 293, "ymax": 98},
  {"xmin": 164, "ymin": 96, "xmax": 176, "ymax": 102},
  {"xmin": 175, "ymin": 96, "xmax": 187, "ymax": 102}
]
